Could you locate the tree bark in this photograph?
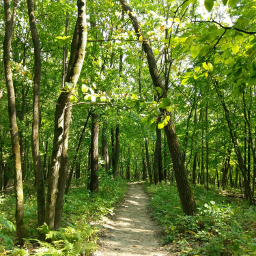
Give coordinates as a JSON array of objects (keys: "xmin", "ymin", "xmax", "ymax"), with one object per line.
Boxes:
[
  {"xmin": 0, "ymin": 136, "xmax": 3, "ymax": 191},
  {"xmin": 27, "ymin": 0, "xmax": 45, "ymax": 228},
  {"xmin": 212, "ymin": 77, "xmax": 254, "ymax": 205},
  {"xmin": 145, "ymin": 138, "xmax": 153, "ymax": 184},
  {"xmin": 113, "ymin": 124, "xmax": 120, "ymax": 180},
  {"xmin": 3, "ymin": 0, "xmax": 26, "ymax": 244},
  {"xmin": 45, "ymin": 0, "xmax": 87, "ymax": 230},
  {"xmin": 65, "ymin": 111, "xmax": 91, "ymax": 195},
  {"xmin": 101, "ymin": 119, "xmax": 109, "ymax": 172},
  {"xmin": 90, "ymin": 113, "xmax": 99, "ymax": 192},
  {"xmin": 111, "ymin": 126, "xmax": 115, "ymax": 172},
  {"xmin": 119, "ymin": 0, "xmax": 197, "ymax": 215},
  {"xmin": 54, "ymin": 102, "xmax": 72, "ymax": 230}
]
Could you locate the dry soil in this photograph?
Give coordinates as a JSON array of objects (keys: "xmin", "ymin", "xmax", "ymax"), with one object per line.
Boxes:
[{"xmin": 94, "ymin": 182, "xmax": 170, "ymax": 256}]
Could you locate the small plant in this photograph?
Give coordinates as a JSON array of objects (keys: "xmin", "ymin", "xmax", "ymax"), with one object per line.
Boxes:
[
  {"xmin": 0, "ymin": 216, "xmax": 16, "ymax": 253},
  {"xmin": 145, "ymin": 183, "xmax": 256, "ymax": 255}
]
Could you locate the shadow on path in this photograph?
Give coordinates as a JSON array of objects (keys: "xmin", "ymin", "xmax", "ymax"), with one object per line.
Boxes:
[{"xmin": 94, "ymin": 182, "xmax": 170, "ymax": 256}]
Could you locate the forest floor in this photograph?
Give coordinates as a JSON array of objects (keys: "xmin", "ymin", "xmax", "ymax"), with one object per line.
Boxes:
[{"xmin": 94, "ymin": 182, "xmax": 173, "ymax": 256}]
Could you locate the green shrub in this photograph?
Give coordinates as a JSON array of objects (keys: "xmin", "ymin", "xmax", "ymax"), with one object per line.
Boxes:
[{"xmin": 145, "ymin": 183, "xmax": 256, "ymax": 256}]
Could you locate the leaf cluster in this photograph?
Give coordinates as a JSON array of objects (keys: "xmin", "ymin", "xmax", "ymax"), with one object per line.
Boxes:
[{"xmin": 145, "ymin": 183, "xmax": 256, "ymax": 255}]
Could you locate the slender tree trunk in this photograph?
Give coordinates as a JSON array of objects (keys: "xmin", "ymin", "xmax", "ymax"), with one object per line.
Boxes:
[
  {"xmin": 65, "ymin": 110, "xmax": 91, "ymax": 195},
  {"xmin": 213, "ymin": 77, "xmax": 254, "ymax": 205},
  {"xmin": 46, "ymin": 0, "xmax": 87, "ymax": 230},
  {"xmin": 126, "ymin": 147, "xmax": 131, "ymax": 180},
  {"xmin": 27, "ymin": 0, "xmax": 45, "ymax": 228},
  {"xmin": 43, "ymin": 140, "xmax": 48, "ymax": 180},
  {"xmin": 76, "ymin": 162, "xmax": 81, "ymax": 179},
  {"xmin": 145, "ymin": 138, "xmax": 153, "ymax": 184},
  {"xmin": 62, "ymin": 12, "xmax": 69, "ymax": 88},
  {"xmin": 205, "ymin": 102, "xmax": 209, "ymax": 190},
  {"xmin": 90, "ymin": 113, "xmax": 99, "ymax": 192},
  {"xmin": 113, "ymin": 125, "xmax": 120, "ymax": 180},
  {"xmin": 54, "ymin": 102, "xmax": 72, "ymax": 230},
  {"xmin": 163, "ymin": 133, "xmax": 168, "ymax": 181},
  {"xmin": 157, "ymin": 124, "xmax": 163, "ymax": 182},
  {"xmin": 101, "ymin": 119, "xmax": 109, "ymax": 172},
  {"xmin": 3, "ymin": 0, "xmax": 26, "ymax": 244},
  {"xmin": 192, "ymin": 153, "xmax": 197, "ymax": 184},
  {"xmin": 142, "ymin": 152, "xmax": 147, "ymax": 181},
  {"xmin": 0, "ymin": 136, "xmax": 3, "ymax": 191},
  {"xmin": 200, "ymin": 108, "xmax": 205, "ymax": 185},
  {"xmin": 153, "ymin": 142, "xmax": 159, "ymax": 184},
  {"xmin": 111, "ymin": 126, "xmax": 115, "ymax": 172}
]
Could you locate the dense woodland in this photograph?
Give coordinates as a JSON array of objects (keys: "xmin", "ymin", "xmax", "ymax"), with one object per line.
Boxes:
[{"xmin": 0, "ymin": 0, "xmax": 256, "ymax": 255}]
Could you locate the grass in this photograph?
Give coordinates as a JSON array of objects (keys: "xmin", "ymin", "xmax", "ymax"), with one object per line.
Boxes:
[
  {"xmin": 0, "ymin": 173, "xmax": 127, "ymax": 255},
  {"xmin": 145, "ymin": 183, "xmax": 256, "ymax": 256}
]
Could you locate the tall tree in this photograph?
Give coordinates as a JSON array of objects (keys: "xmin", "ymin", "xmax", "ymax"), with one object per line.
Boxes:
[
  {"xmin": 119, "ymin": 0, "xmax": 197, "ymax": 215},
  {"xmin": 3, "ymin": 0, "xmax": 26, "ymax": 244},
  {"xmin": 90, "ymin": 112, "xmax": 99, "ymax": 192},
  {"xmin": 27, "ymin": 0, "xmax": 45, "ymax": 228},
  {"xmin": 45, "ymin": 0, "xmax": 87, "ymax": 230}
]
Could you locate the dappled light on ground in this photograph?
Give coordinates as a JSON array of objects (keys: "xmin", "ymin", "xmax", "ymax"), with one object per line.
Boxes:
[{"xmin": 94, "ymin": 182, "xmax": 169, "ymax": 256}]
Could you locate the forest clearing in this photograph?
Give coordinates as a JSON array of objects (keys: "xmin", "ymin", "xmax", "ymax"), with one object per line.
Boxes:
[{"xmin": 1, "ymin": 0, "xmax": 256, "ymax": 255}]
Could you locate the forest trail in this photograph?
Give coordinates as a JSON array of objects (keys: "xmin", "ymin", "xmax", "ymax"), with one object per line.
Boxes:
[{"xmin": 94, "ymin": 182, "xmax": 170, "ymax": 256}]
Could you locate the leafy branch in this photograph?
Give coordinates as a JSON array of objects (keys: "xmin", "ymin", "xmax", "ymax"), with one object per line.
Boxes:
[{"xmin": 192, "ymin": 19, "xmax": 256, "ymax": 35}]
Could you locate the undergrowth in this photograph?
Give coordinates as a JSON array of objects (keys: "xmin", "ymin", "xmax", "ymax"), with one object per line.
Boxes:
[
  {"xmin": 145, "ymin": 183, "xmax": 256, "ymax": 256},
  {"xmin": 0, "ymin": 173, "xmax": 127, "ymax": 255}
]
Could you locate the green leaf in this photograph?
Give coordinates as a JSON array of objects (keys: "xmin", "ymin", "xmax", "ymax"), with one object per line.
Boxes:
[
  {"xmin": 150, "ymin": 122, "xmax": 157, "ymax": 131},
  {"xmin": 158, "ymin": 98, "xmax": 171, "ymax": 109},
  {"xmin": 70, "ymin": 95, "xmax": 77, "ymax": 103},
  {"xmin": 234, "ymin": 16, "xmax": 249, "ymax": 30},
  {"xmin": 194, "ymin": 66, "xmax": 201, "ymax": 72},
  {"xmin": 232, "ymin": 44, "xmax": 239, "ymax": 54},
  {"xmin": 158, "ymin": 122, "xmax": 165, "ymax": 129},
  {"xmin": 248, "ymin": 74, "xmax": 256, "ymax": 86},
  {"xmin": 222, "ymin": 0, "xmax": 228, "ymax": 5},
  {"xmin": 158, "ymin": 115, "xmax": 170, "ymax": 129},
  {"xmin": 154, "ymin": 48, "xmax": 160, "ymax": 55},
  {"xmin": 155, "ymin": 87, "xmax": 163, "ymax": 96},
  {"xmin": 181, "ymin": 78, "xmax": 188, "ymax": 85},
  {"xmin": 229, "ymin": 0, "xmax": 238, "ymax": 8},
  {"xmin": 204, "ymin": 0, "xmax": 214, "ymax": 12},
  {"xmin": 190, "ymin": 45, "xmax": 200, "ymax": 59}
]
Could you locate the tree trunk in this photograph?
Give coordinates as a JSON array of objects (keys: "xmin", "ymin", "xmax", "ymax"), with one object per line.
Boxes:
[
  {"xmin": 113, "ymin": 125, "xmax": 120, "ymax": 180},
  {"xmin": 43, "ymin": 140, "xmax": 48, "ymax": 180},
  {"xmin": 62, "ymin": 12, "xmax": 69, "ymax": 88},
  {"xmin": 192, "ymin": 152, "xmax": 197, "ymax": 184},
  {"xmin": 27, "ymin": 0, "xmax": 45, "ymax": 228},
  {"xmin": 3, "ymin": 0, "xmax": 26, "ymax": 244},
  {"xmin": 126, "ymin": 147, "xmax": 131, "ymax": 180},
  {"xmin": 212, "ymin": 77, "xmax": 254, "ymax": 205},
  {"xmin": 90, "ymin": 113, "xmax": 99, "ymax": 192},
  {"xmin": 101, "ymin": 119, "xmax": 109, "ymax": 172},
  {"xmin": 54, "ymin": 102, "xmax": 72, "ymax": 230},
  {"xmin": 119, "ymin": 0, "xmax": 197, "ymax": 215},
  {"xmin": 0, "ymin": 136, "xmax": 3, "ymax": 191},
  {"xmin": 142, "ymin": 154, "xmax": 147, "ymax": 181},
  {"xmin": 76, "ymin": 162, "xmax": 81, "ymax": 180},
  {"xmin": 205, "ymin": 102, "xmax": 209, "ymax": 190},
  {"xmin": 65, "ymin": 110, "xmax": 91, "ymax": 195},
  {"xmin": 45, "ymin": 0, "xmax": 87, "ymax": 230},
  {"xmin": 111, "ymin": 126, "xmax": 115, "ymax": 172},
  {"xmin": 145, "ymin": 138, "xmax": 153, "ymax": 184}
]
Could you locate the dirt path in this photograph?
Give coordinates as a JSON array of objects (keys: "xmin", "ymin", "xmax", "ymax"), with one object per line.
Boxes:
[{"xmin": 94, "ymin": 182, "xmax": 170, "ymax": 256}]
